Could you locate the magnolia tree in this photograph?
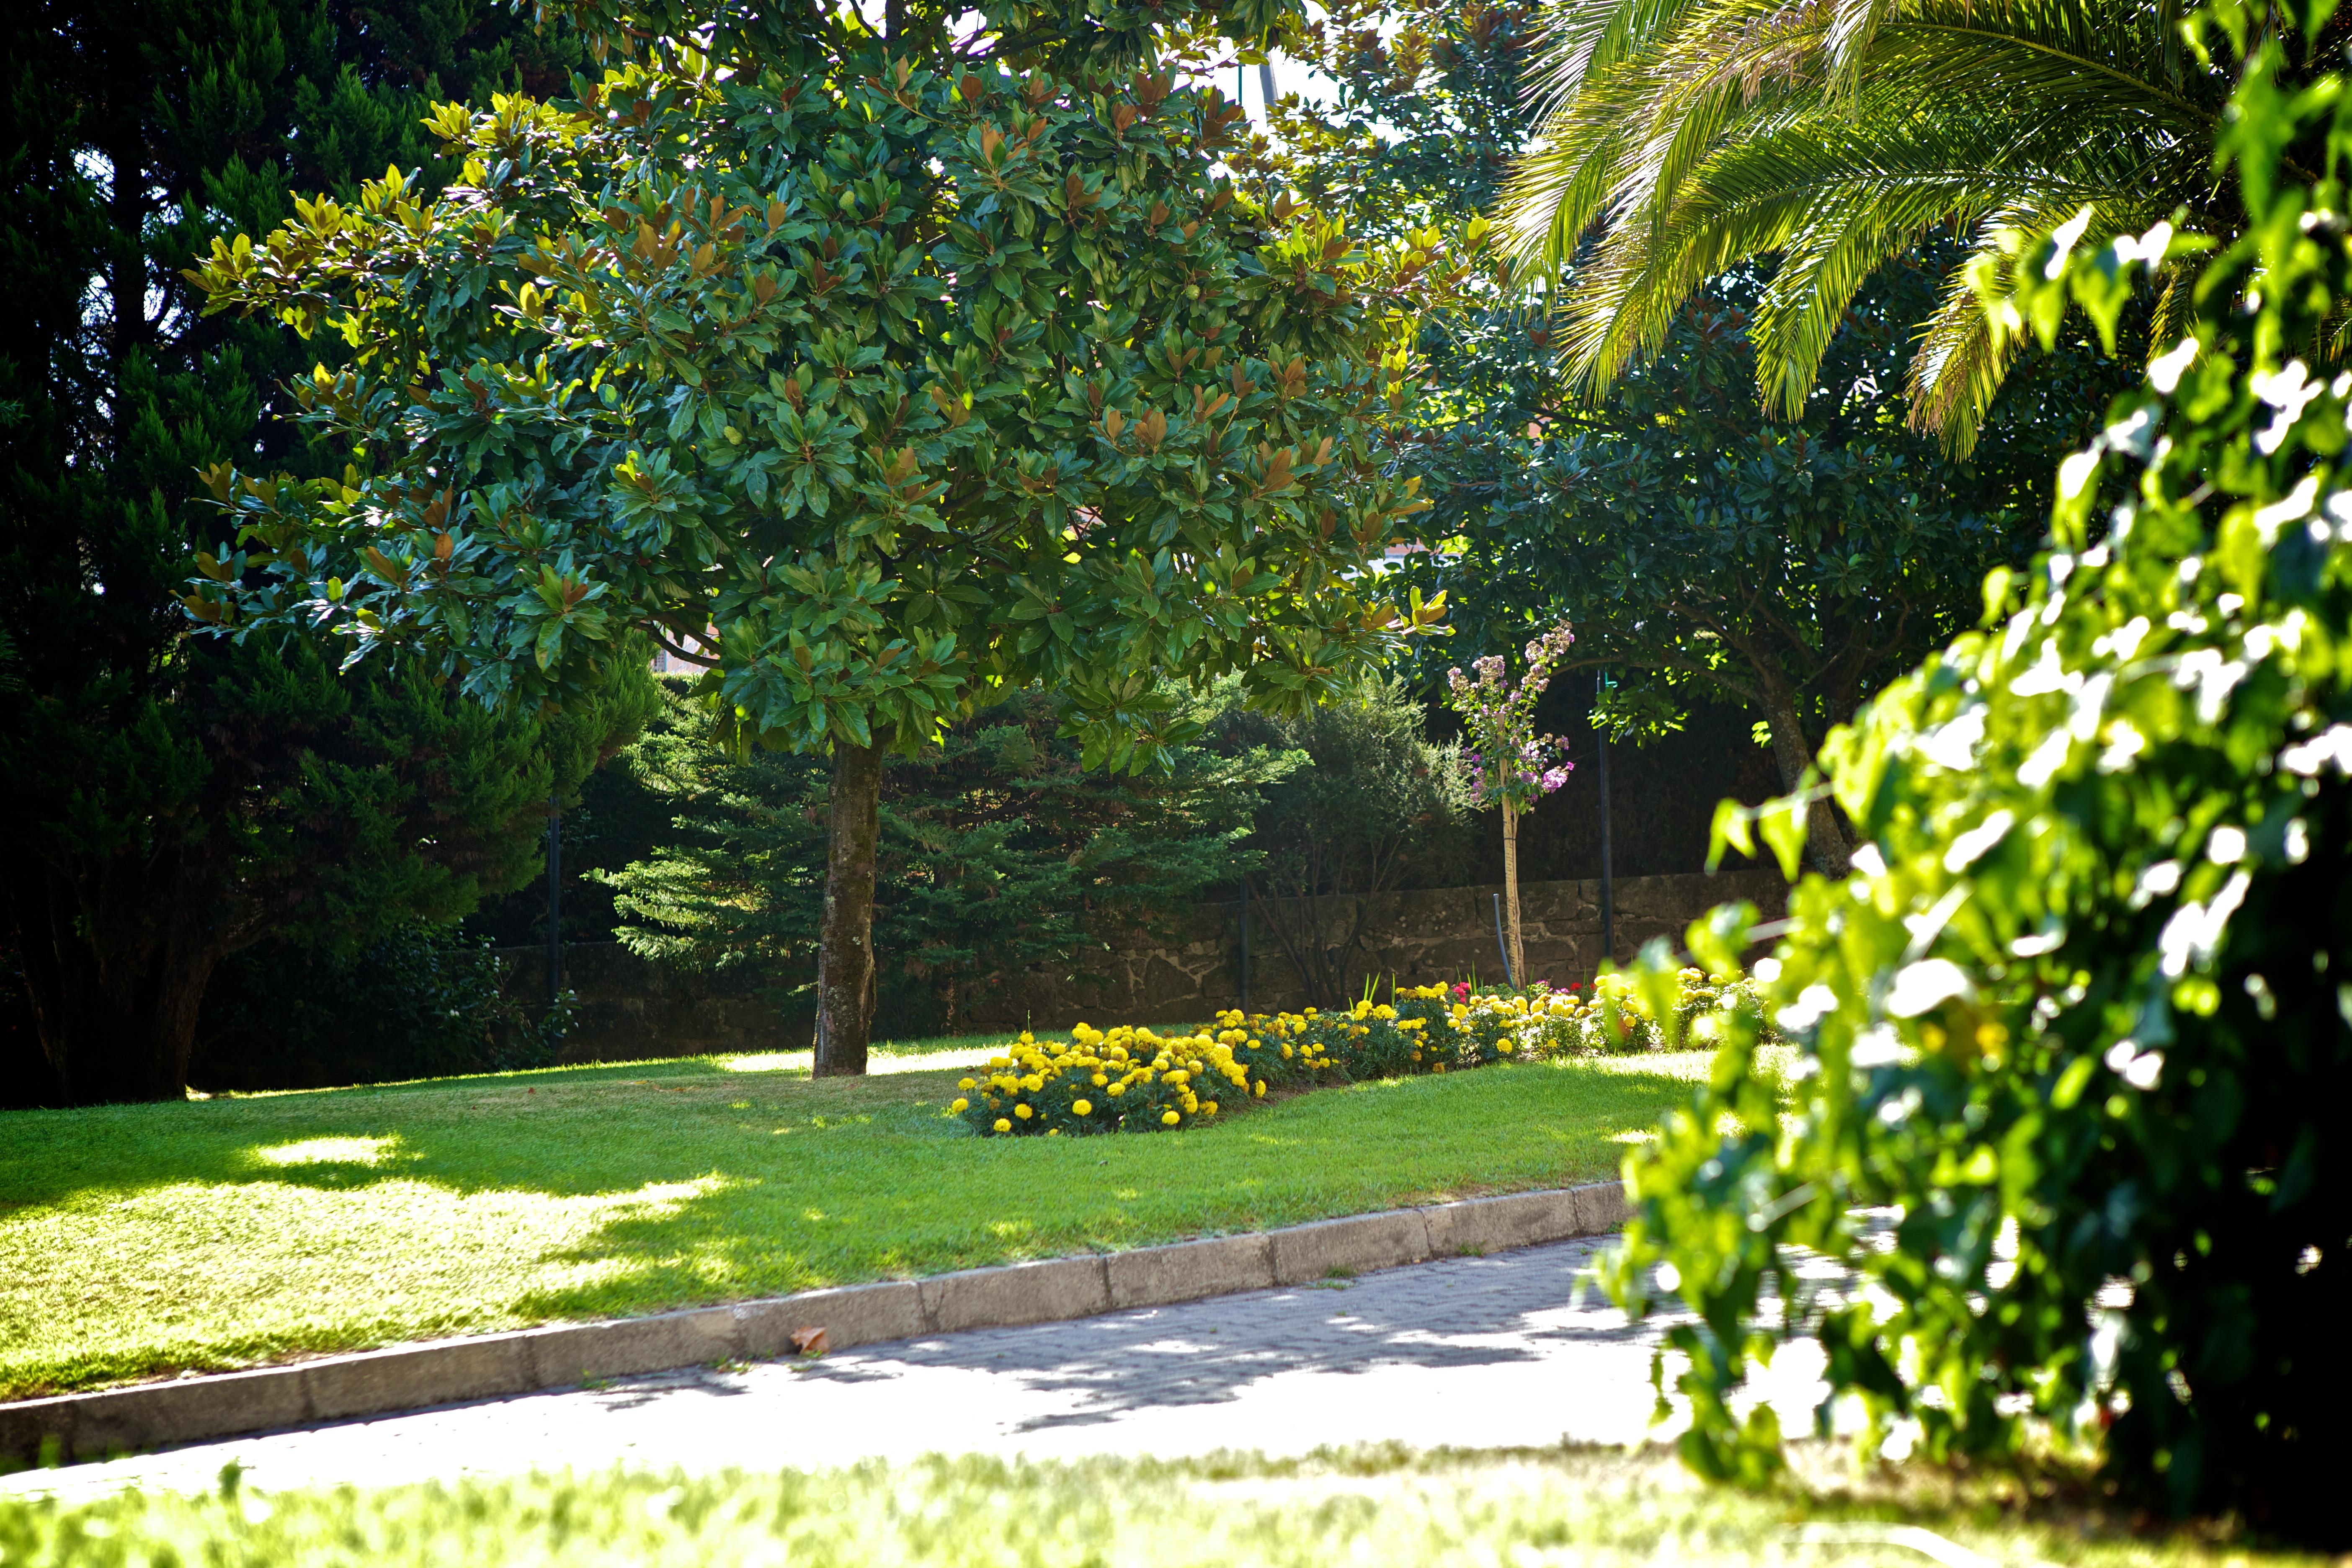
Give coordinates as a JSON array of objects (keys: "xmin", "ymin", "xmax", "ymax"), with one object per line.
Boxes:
[
  {"xmin": 187, "ymin": 0, "xmax": 1470, "ymax": 1071},
  {"xmin": 1444, "ymin": 622, "xmax": 1574, "ymax": 982}
]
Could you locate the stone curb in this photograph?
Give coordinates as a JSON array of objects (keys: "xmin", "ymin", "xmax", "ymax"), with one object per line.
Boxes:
[{"xmin": 0, "ymin": 1180, "xmax": 1626, "ymax": 1464}]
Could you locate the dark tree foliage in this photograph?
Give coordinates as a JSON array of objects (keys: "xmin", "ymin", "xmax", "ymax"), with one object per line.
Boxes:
[
  {"xmin": 0, "ymin": 0, "xmax": 624, "ymax": 1106},
  {"xmin": 1204, "ymin": 672, "xmax": 1469, "ymax": 1007},
  {"xmin": 194, "ymin": 919, "xmax": 568, "ymax": 1090},
  {"xmin": 605, "ymin": 681, "xmax": 1266, "ymax": 1032}
]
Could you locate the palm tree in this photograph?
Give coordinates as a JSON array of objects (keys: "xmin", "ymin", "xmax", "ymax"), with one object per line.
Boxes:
[{"xmin": 1501, "ymin": 0, "xmax": 2249, "ymax": 454}]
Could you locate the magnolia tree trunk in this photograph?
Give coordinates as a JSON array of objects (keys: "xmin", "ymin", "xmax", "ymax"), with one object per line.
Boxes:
[
  {"xmin": 1761, "ymin": 691, "xmax": 1856, "ymax": 876},
  {"xmin": 1501, "ymin": 800, "xmax": 1527, "ymax": 986},
  {"xmin": 814, "ymin": 737, "xmax": 885, "ymax": 1077}
]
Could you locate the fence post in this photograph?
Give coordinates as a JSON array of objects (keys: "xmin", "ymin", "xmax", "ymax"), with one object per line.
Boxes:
[
  {"xmin": 1492, "ymin": 892, "xmax": 1516, "ymax": 988},
  {"xmin": 1596, "ymin": 672, "xmax": 1615, "ymax": 974},
  {"xmin": 1238, "ymin": 879, "xmax": 1251, "ymax": 1013},
  {"xmin": 547, "ymin": 792, "xmax": 562, "ymax": 1008}
]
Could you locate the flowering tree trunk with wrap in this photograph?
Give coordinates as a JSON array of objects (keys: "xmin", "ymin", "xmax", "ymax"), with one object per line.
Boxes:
[
  {"xmin": 1444, "ymin": 623, "xmax": 1576, "ymax": 984},
  {"xmin": 186, "ymin": 0, "xmax": 1470, "ymax": 1071}
]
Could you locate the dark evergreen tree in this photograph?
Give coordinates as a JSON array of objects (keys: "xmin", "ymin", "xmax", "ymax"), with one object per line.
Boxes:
[
  {"xmin": 604, "ymin": 681, "xmax": 1268, "ymax": 1034},
  {"xmin": 0, "ymin": 0, "xmax": 637, "ymax": 1106}
]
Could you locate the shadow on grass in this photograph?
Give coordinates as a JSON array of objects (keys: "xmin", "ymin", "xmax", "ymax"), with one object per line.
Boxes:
[{"xmin": 0, "ymin": 1059, "xmax": 968, "ymax": 1214}]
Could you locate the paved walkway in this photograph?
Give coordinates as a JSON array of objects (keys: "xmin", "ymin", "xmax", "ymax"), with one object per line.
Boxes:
[{"xmin": 4, "ymin": 1237, "xmax": 1831, "ymax": 1503}]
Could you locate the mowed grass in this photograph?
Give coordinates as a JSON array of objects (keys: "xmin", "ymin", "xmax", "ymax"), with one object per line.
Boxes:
[
  {"xmin": 0, "ymin": 1039, "xmax": 1700, "ymax": 1400},
  {"xmin": 0, "ymin": 1444, "xmax": 2313, "ymax": 1567}
]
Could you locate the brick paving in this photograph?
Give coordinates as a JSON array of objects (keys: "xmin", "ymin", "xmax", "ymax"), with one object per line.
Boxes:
[{"xmin": 3, "ymin": 1236, "xmax": 1829, "ymax": 1503}]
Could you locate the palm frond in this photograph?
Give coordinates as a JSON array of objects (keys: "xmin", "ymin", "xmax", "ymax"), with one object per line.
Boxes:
[
  {"xmin": 1908, "ymin": 258, "xmax": 2030, "ymax": 457},
  {"xmin": 1501, "ymin": 0, "xmax": 2235, "ymax": 434}
]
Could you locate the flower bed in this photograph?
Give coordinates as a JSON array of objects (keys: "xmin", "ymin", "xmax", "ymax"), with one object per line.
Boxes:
[{"xmin": 954, "ymin": 968, "xmax": 1765, "ymax": 1137}]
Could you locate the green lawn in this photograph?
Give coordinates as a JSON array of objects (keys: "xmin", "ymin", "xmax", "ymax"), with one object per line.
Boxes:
[
  {"xmin": 0, "ymin": 1444, "xmax": 2313, "ymax": 1567},
  {"xmin": 0, "ymin": 1041, "xmax": 1698, "ymax": 1401}
]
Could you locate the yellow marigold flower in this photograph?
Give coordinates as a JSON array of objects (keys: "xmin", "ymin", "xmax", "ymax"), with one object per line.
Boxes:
[
  {"xmin": 1073, "ymin": 1099, "xmax": 1093, "ymax": 1116},
  {"xmin": 1108, "ymin": 1083, "xmax": 1125, "ymax": 1097},
  {"xmin": 1280, "ymin": 1044, "xmax": 1293, "ymax": 1059},
  {"xmin": 1014, "ymin": 1103, "xmax": 1034, "ymax": 1120},
  {"xmin": 1253, "ymin": 1080, "xmax": 1266, "ymax": 1096},
  {"xmin": 1161, "ymin": 1110, "xmax": 1181, "ymax": 1126},
  {"xmin": 1203, "ymin": 1101, "xmax": 1218, "ymax": 1115},
  {"xmin": 1091, "ymin": 1073, "xmax": 1108, "ymax": 1087},
  {"xmin": 958, "ymin": 1077, "xmax": 977, "ymax": 1090},
  {"xmin": 951, "ymin": 1097, "xmax": 970, "ymax": 1112},
  {"xmin": 993, "ymin": 1118, "xmax": 1011, "ymax": 1133}
]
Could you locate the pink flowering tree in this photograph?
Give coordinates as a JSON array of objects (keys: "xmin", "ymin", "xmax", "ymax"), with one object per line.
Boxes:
[{"xmin": 1444, "ymin": 622, "xmax": 1577, "ymax": 984}]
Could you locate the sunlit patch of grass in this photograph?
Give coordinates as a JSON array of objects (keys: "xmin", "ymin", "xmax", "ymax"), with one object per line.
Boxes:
[
  {"xmin": 0, "ymin": 1445, "xmax": 2315, "ymax": 1566},
  {"xmin": 249, "ymin": 1135, "xmax": 400, "ymax": 1168},
  {"xmin": 0, "ymin": 1051, "xmax": 1707, "ymax": 1400}
]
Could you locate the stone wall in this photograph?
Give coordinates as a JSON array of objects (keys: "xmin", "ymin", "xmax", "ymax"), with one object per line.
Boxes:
[
  {"xmin": 526, "ymin": 866, "xmax": 1786, "ymax": 1059},
  {"xmin": 499, "ymin": 942, "xmax": 813, "ymax": 1063},
  {"xmin": 959, "ymin": 865, "xmax": 1788, "ymax": 1027}
]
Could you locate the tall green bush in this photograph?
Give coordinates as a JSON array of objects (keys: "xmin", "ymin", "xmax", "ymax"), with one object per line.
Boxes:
[
  {"xmin": 1204, "ymin": 670, "xmax": 1470, "ymax": 1006},
  {"xmin": 194, "ymin": 922, "xmax": 567, "ymax": 1090},
  {"xmin": 1608, "ymin": 4, "xmax": 2349, "ymax": 1537}
]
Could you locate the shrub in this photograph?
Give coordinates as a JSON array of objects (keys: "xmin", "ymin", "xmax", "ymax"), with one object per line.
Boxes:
[
  {"xmin": 957, "ymin": 970, "xmax": 1750, "ymax": 1136},
  {"xmin": 1204, "ymin": 671, "xmax": 1473, "ymax": 1009},
  {"xmin": 1410, "ymin": 971, "xmax": 1768, "ymax": 1059},
  {"xmin": 193, "ymin": 923, "xmax": 570, "ymax": 1091},
  {"xmin": 1601, "ymin": 6, "xmax": 2352, "ymax": 1535},
  {"xmin": 952, "ymin": 1026, "xmax": 1260, "ymax": 1137}
]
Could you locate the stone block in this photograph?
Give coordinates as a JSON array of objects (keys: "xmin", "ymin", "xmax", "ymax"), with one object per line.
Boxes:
[
  {"xmin": 1420, "ymin": 1190, "xmax": 1580, "ymax": 1257},
  {"xmin": 1270, "ymin": 1210, "xmax": 1430, "ymax": 1285},
  {"xmin": 526, "ymin": 1305, "xmax": 741, "ymax": 1388},
  {"xmin": 304, "ymin": 1333, "xmax": 536, "ymax": 1421},
  {"xmin": 1572, "ymin": 1180, "xmax": 1631, "ymax": 1234},
  {"xmin": 98, "ymin": 1369, "xmax": 312, "ymax": 1455},
  {"xmin": 733, "ymin": 1281, "xmax": 926, "ymax": 1357},
  {"xmin": 919, "ymin": 1256, "xmax": 1110, "ymax": 1334},
  {"xmin": 0, "ymin": 1394, "xmax": 77, "ymax": 1464},
  {"xmin": 1106, "ymin": 1233, "xmax": 1274, "ymax": 1308}
]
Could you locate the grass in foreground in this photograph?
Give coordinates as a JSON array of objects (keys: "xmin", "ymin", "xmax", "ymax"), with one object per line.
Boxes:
[
  {"xmin": 0, "ymin": 1444, "xmax": 2318, "ymax": 1567},
  {"xmin": 0, "ymin": 1042, "xmax": 1696, "ymax": 1399}
]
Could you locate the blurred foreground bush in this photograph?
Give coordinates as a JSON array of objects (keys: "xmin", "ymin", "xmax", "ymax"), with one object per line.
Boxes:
[{"xmin": 1606, "ymin": 4, "xmax": 2351, "ymax": 1538}]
